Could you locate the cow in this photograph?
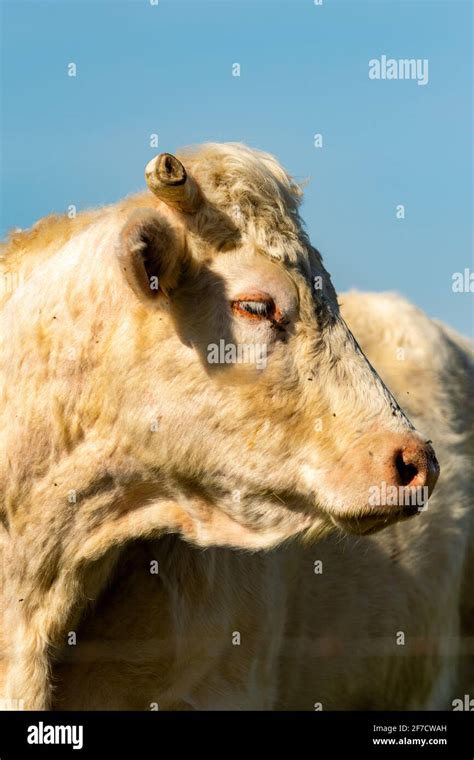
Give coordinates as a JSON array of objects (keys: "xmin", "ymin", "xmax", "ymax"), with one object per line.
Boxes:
[{"xmin": 0, "ymin": 142, "xmax": 469, "ymax": 711}]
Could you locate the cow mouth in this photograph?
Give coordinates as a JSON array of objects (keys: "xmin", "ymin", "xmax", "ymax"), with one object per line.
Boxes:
[{"xmin": 331, "ymin": 504, "xmax": 420, "ymax": 536}]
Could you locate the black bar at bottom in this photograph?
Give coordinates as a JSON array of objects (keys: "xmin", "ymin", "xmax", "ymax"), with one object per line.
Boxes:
[{"xmin": 0, "ymin": 710, "xmax": 472, "ymax": 758}]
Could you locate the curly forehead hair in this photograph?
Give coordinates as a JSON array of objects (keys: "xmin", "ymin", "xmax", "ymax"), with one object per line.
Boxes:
[{"xmin": 176, "ymin": 142, "xmax": 308, "ymax": 262}]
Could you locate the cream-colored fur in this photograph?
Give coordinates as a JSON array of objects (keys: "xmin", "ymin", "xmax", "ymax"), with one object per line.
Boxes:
[
  {"xmin": 0, "ymin": 143, "xmax": 470, "ymax": 710},
  {"xmin": 52, "ymin": 292, "xmax": 473, "ymax": 710}
]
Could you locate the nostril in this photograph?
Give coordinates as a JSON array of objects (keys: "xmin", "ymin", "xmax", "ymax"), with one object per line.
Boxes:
[{"xmin": 395, "ymin": 452, "xmax": 419, "ymax": 487}]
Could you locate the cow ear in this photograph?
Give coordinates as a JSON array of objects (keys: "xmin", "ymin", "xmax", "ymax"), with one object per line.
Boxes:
[{"xmin": 117, "ymin": 208, "xmax": 185, "ymax": 302}]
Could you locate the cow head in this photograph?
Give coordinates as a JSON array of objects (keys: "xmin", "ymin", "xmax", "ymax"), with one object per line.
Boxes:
[
  {"xmin": 2, "ymin": 143, "xmax": 439, "ymax": 555},
  {"xmin": 115, "ymin": 143, "xmax": 439, "ymax": 547}
]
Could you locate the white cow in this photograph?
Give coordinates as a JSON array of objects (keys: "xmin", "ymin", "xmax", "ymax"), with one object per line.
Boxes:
[{"xmin": 0, "ymin": 143, "xmax": 470, "ymax": 711}]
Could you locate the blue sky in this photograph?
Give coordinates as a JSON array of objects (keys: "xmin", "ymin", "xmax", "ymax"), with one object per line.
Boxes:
[{"xmin": 1, "ymin": 0, "xmax": 472, "ymax": 335}]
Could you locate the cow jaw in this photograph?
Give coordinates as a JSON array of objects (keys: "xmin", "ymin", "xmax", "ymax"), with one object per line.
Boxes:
[
  {"xmin": 330, "ymin": 507, "xmax": 419, "ymax": 536},
  {"xmin": 177, "ymin": 495, "xmax": 320, "ymax": 550}
]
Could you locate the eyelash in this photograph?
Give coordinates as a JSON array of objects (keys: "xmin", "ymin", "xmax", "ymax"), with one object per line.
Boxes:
[
  {"xmin": 240, "ymin": 301, "xmax": 272, "ymax": 317},
  {"xmin": 232, "ymin": 299, "xmax": 275, "ymax": 320}
]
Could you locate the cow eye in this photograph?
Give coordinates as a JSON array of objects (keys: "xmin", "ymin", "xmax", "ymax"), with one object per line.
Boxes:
[{"xmin": 232, "ymin": 299, "xmax": 275, "ymax": 320}]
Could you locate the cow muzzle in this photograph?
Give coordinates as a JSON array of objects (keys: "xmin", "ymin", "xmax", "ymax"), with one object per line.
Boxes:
[{"xmin": 324, "ymin": 432, "xmax": 440, "ymax": 535}]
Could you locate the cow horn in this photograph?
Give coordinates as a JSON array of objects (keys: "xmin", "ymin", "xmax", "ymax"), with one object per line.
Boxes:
[{"xmin": 145, "ymin": 153, "xmax": 203, "ymax": 214}]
